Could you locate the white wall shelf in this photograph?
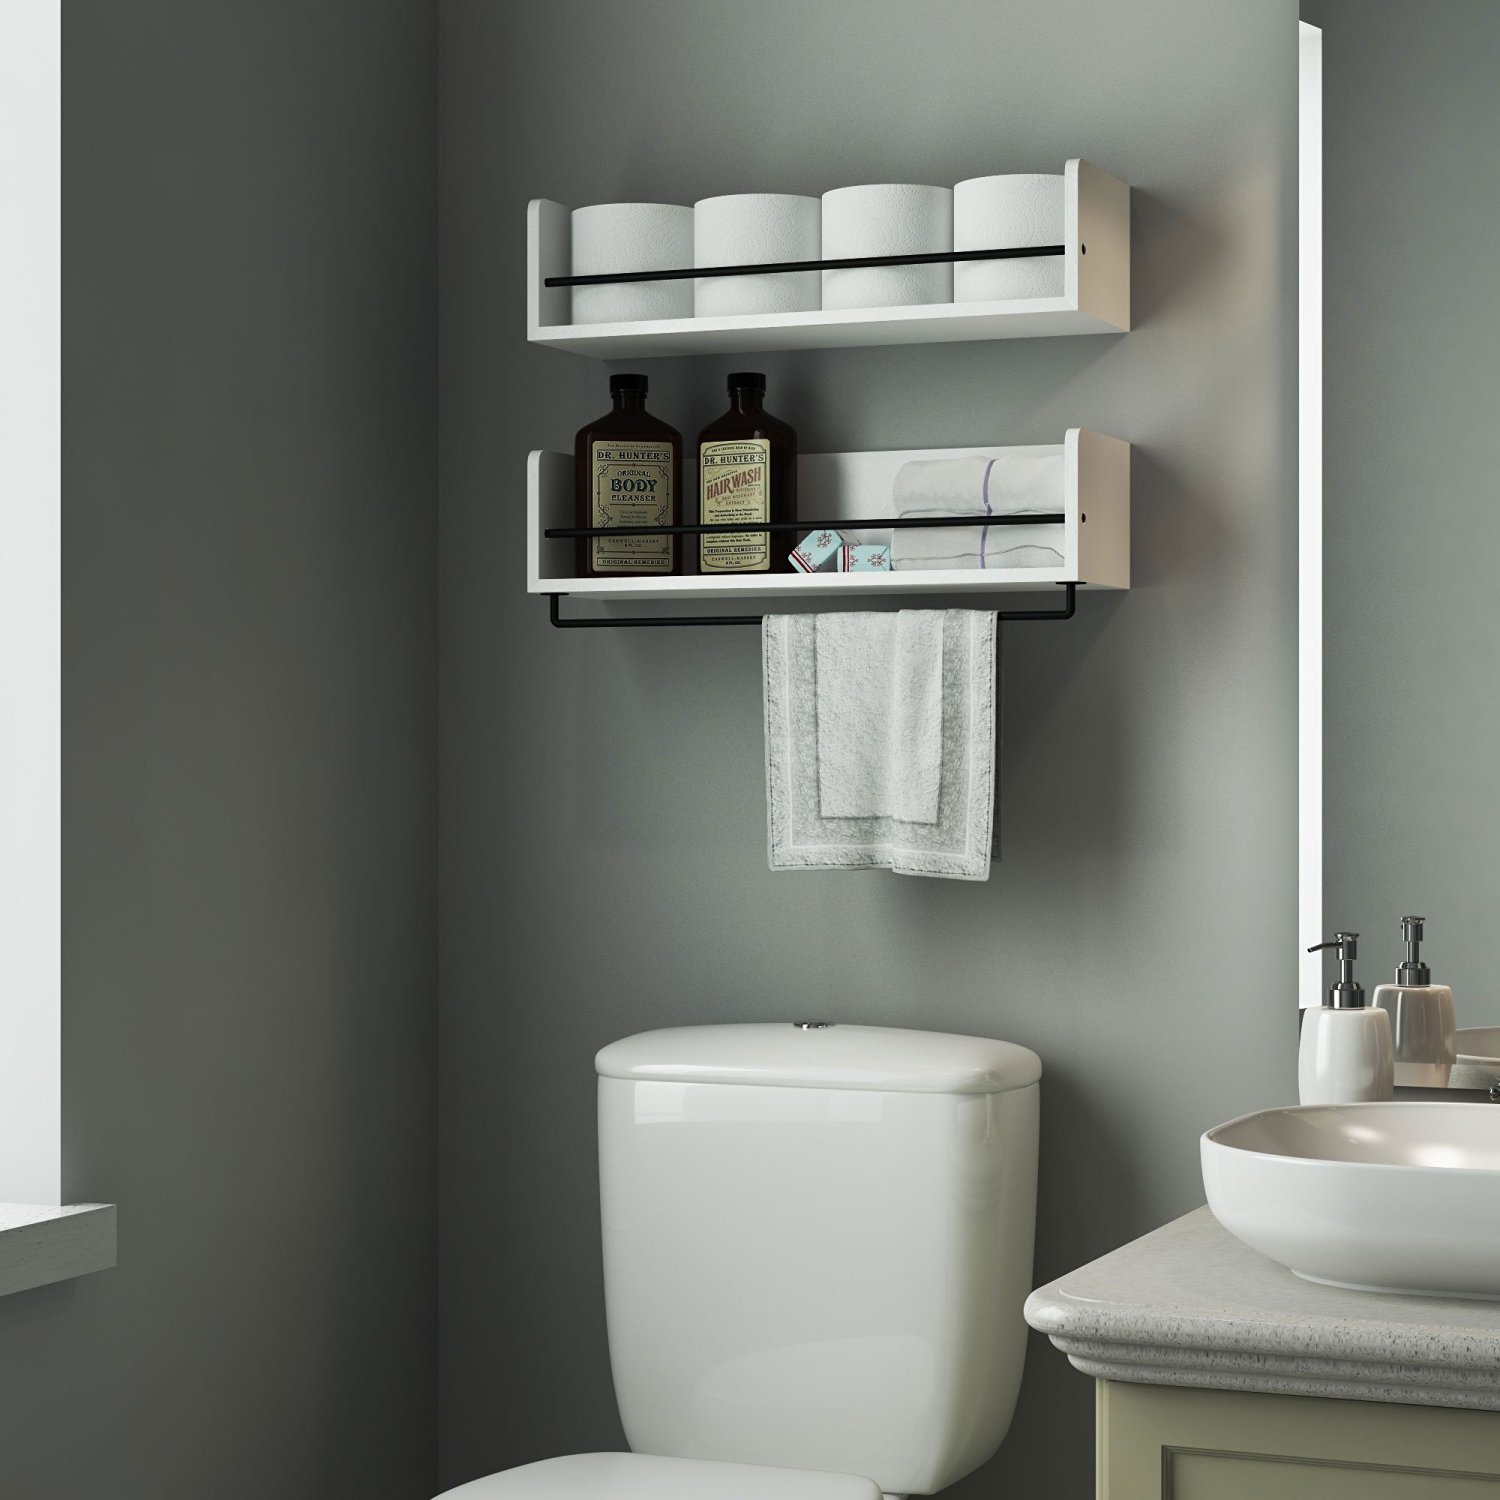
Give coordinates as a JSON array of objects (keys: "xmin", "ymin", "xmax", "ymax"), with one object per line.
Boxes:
[
  {"xmin": 529, "ymin": 428, "xmax": 1128, "ymax": 606},
  {"xmin": 527, "ymin": 160, "xmax": 1129, "ymax": 359},
  {"xmin": 0, "ymin": 1202, "xmax": 115, "ymax": 1298}
]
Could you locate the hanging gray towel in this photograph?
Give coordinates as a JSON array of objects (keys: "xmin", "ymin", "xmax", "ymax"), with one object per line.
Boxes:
[{"xmin": 762, "ymin": 609, "xmax": 998, "ymax": 880}]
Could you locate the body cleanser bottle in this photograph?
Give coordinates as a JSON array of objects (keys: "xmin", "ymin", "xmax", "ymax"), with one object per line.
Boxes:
[
  {"xmin": 1300, "ymin": 932, "xmax": 1394, "ymax": 1106},
  {"xmin": 574, "ymin": 372, "xmax": 682, "ymax": 578}
]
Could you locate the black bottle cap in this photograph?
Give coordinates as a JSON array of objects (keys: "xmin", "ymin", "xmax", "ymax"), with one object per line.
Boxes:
[
  {"xmin": 610, "ymin": 373, "xmax": 648, "ymax": 394},
  {"xmin": 727, "ymin": 371, "xmax": 766, "ymax": 393}
]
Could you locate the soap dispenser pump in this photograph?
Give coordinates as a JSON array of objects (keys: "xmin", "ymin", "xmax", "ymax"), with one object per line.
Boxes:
[
  {"xmin": 1373, "ymin": 916, "xmax": 1458, "ymax": 1088},
  {"xmin": 1299, "ymin": 932, "xmax": 1394, "ymax": 1106}
]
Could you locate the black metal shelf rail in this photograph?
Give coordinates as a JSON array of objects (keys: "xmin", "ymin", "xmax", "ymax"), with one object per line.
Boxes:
[
  {"xmin": 545, "ymin": 512, "xmax": 1064, "ymax": 541},
  {"xmin": 546, "ymin": 245, "xmax": 1066, "ymax": 289}
]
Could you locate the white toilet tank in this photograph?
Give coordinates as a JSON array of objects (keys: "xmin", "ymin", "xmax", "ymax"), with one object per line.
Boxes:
[{"xmin": 594, "ymin": 1024, "xmax": 1041, "ymax": 1497}]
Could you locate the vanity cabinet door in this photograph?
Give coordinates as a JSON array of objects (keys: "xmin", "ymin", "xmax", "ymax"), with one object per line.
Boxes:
[
  {"xmin": 1098, "ymin": 1381, "xmax": 1500, "ymax": 1500},
  {"xmin": 1168, "ymin": 1451, "xmax": 1499, "ymax": 1499}
]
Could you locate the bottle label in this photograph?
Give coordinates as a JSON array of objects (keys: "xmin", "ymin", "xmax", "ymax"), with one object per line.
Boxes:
[
  {"xmin": 590, "ymin": 442, "xmax": 673, "ymax": 573},
  {"xmin": 700, "ymin": 439, "xmax": 772, "ymax": 572}
]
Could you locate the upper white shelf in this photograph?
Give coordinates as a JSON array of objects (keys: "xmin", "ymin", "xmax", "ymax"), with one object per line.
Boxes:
[
  {"xmin": 529, "ymin": 428, "xmax": 1129, "ymax": 603},
  {"xmin": 527, "ymin": 160, "xmax": 1130, "ymax": 359}
]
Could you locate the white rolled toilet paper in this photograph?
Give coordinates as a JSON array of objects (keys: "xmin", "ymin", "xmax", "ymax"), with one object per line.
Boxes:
[
  {"xmin": 570, "ymin": 202, "xmax": 694, "ymax": 325},
  {"xmin": 953, "ymin": 174, "xmax": 1065, "ymax": 302},
  {"xmin": 694, "ymin": 194, "xmax": 820, "ymax": 316},
  {"xmin": 820, "ymin": 184, "xmax": 954, "ymax": 310}
]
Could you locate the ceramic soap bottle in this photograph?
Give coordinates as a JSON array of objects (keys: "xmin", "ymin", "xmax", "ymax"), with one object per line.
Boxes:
[
  {"xmin": 1373, "ymin": 916, "xmax": 1457, "ymax": 1088},
  {"xmin": 1300, "ymin": 932, "xmax": 1394, "ymax": 1106}
]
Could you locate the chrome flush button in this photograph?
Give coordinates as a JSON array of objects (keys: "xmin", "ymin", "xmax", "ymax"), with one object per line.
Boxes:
[{"xmin": 793, "ymin": 1021, "xmax": 832, "ymax": 1029}]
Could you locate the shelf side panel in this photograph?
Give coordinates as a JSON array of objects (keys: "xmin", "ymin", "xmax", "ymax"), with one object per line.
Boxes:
[
  {"xmin": 528, "ymin": 200, "xmax": 571, "ymax": 335},
  {"xmin": 1074, "ymin": 160, "xmax": 1130, "ymax": 332},
  {"xmin": 1074, "ymin": 429, "xmax": 1130, "ymax": 589},
  {"xmin": 528, "ymin": 450, "xmax": 574, "ymax": 588}
]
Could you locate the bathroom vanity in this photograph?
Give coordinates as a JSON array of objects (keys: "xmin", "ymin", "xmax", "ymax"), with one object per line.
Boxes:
[{"xmin": 1025, "ymin": 1209, "xmax": 1500, "ymax": 1498}]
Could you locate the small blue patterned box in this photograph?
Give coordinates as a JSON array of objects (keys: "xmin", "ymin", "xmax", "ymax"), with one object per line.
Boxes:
[
  {"xmin": 789, "ymin": 528, "xmax": 845, "ymax": 573},
  {"xmin": 838, "ymin": 543, "xmax": 892, "ymax": 572}
]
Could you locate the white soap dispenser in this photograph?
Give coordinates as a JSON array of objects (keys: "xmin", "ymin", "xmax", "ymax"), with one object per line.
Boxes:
[
  {"xmin": 1373, "ymin": 916, "xmax": 1457, "ymax": 1088},
  {"xmin": 1300, "ymin": 931, "xmax": 1394, "ymax": 1106}
]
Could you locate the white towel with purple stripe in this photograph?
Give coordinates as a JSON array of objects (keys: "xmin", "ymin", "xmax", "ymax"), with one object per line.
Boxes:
[{"xmin": 889, "ymin": 451, "xmax": 1065, "ymax": 571}]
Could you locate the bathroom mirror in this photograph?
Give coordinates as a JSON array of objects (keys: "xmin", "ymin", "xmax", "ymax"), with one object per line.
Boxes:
[{"xmin": 1304, "ymin": 2, "xmax": 1500, "ymax": 1087}]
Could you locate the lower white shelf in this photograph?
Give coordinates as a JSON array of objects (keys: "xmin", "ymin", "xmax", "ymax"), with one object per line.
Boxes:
[
  {"xmin": 528, "ymin": 428, "xmax": 1129, "ymax": 604},
  {"xmin": 542, "ymin": 570, "xmax": 1077, "ymax": 603}
]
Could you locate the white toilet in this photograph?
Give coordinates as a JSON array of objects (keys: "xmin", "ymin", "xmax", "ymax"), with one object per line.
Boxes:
[{"xmin": 439, "ymin": 1022, "xmax": 1041, "ymax": 1500}]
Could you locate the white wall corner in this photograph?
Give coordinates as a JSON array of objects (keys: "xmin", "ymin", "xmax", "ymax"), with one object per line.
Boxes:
[{"xmin": 0, "ymin": 0, "xmax": 62, "ymax": 1201}]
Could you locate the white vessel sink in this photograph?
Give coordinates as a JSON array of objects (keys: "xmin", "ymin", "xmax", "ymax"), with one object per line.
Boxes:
[{"xmin": 1201, "ymin": 1103, "xmax": 1500, "ymax": 1299}]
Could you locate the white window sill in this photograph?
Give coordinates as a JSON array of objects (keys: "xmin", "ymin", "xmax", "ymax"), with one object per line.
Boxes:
[{"xmin": 0, "ymin": 1202, "xmax": 115, "ymax": 1297}]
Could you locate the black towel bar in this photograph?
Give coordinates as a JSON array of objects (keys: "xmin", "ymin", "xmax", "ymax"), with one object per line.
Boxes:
[{"xmin": 547, "ymin": 582, "xmax": 1078, "ymax": 630}]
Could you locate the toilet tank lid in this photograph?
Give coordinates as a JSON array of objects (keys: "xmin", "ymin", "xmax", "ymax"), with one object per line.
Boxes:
[
  {"xmin": 439, "ymin": 1453, "xmax": 882, "ymax": 1499},
  {"xmin": 595, "ymin": 1023, "xmax": 1041, "ymax": 1095}
]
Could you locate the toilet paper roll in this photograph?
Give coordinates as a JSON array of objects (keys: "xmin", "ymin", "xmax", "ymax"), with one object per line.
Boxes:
[
  {"xmin": 820, "ymin": 184, "xmax": 953, "ymax": 310},
  {"xmin": 694, "ymin": 194, "xmax": 821, "ymax": 316},
  {"xmin": 570, "ymin": 202, "xmax": 694, "ymax": 325},
  {"xmin": 953, "ymin": 174, "xmax": 1065, "ymax": 302}
]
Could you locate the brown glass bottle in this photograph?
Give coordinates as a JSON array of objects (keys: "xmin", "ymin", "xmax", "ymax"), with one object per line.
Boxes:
[
  {"xmin": 696, "ymin": 372, "xmax": 797, "ymax": 575},
  {"xmin": 574, "ymin": 373, "xmax": 683, "ymax": 577}
]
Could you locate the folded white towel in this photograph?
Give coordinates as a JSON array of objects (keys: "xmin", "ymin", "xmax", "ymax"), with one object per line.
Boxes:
[
  {"xmin": 763, "ymin": 610, "xmax": 998, "ymax": 880},
  {"xmin": 894, "ymin": 534, "xmax": 1063, "ymax": 570},
  {"xmin": 815, "ymin": 612, "xmax": 943, "ymax": 825},
  {"xmin": 890, "ymin": 452, "xmax": 1065, "ymax": 571},
  {"xmin": 896, "ymin": 451, "xmax": 1061, "ymax": 511}
]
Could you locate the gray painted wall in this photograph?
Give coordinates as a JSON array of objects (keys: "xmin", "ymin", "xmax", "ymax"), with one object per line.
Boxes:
[
  {"xmin": 1304, "ymin": 0, "xmax": 1500, "ymax": 1013},
  {"xmin": 0, "ymin": 4, "xmax": 437, "ymax": 1497},
  {"xmin": 439, "ymin": 2, "xmax": 1298, "ymax": 1496}
]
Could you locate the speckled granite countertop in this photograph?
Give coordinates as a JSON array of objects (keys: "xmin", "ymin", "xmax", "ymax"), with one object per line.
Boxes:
[{"xmin": 1024, "ymin": 1207, "xmax": 1500, "ymax": 1410}]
